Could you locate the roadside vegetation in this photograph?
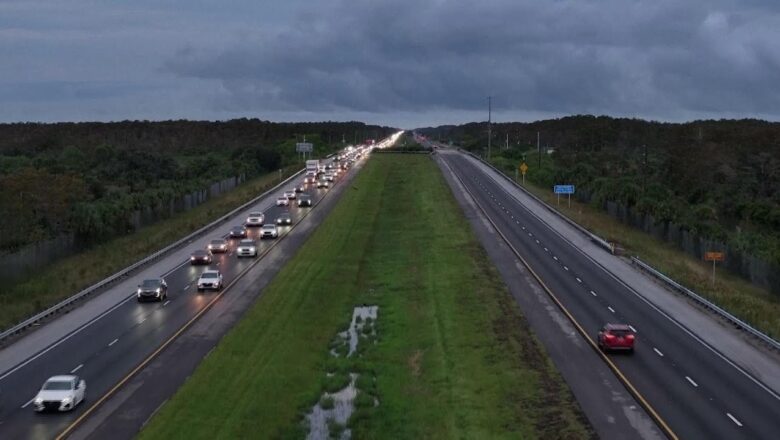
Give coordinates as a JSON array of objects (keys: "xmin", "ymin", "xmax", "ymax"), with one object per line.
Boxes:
[
  {"xmin": 0, "ymin": 164, "xmax": 298, "ymax": 331},
  {"xmin": 139, "ymin": 154, "xmax": 592, "ymax": 439},
  {"xmin": 420, "ymin": 117, "xmax": 780, "ymax": 338}
]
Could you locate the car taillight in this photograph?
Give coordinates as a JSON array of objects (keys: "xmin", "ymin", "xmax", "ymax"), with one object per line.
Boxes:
[
  {"xmin": 626, "ymin": 334, "xmax": 635, "ymax": 341},
  {"xmin": 605, "ymin": 333, "xmax": 616, "ymax": 340}
]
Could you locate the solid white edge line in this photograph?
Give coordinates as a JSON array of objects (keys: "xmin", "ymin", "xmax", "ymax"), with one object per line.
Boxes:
[
  {"xmin": 0, "ymin": 256, "xmax": 194, "ymax": 383},
  {"xmin": 71, "ymin": 364, "xmax": 83, "ymax": 374},
  {"xmin": 654, "ymin": 347, "xmax": 664, "ymax": 357},
  {"xmin": 108, "ymin": 338, "xmax": 119, "ymax": 347},
  {"xmin": 726, "ymin": 413, "xmax": 743, "ymax": 427},
  {"xmin": 471, "ymin": 156, "xmax": 780, "ymax": 402},
  {"xmin": 685, "ymin": 376, "xmax": 698, "ymax": 387}
]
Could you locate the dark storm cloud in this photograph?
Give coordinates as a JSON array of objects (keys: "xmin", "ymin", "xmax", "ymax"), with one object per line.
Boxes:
[
  {"xmin": 2, "ymin": 0, "xmax": 780, "ymax": 125},
  {"xmin": 164, "ymin": 0, "xmax": 780, "ymax": 120}
]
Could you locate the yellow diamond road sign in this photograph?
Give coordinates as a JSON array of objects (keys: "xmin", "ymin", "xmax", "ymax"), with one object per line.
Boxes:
[{"xmin": 519, "ymin": 163, "xmax": 528, "ymax": 174}]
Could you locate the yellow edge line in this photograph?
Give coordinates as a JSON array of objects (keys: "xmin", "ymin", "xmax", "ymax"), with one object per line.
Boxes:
[
  {"xmin": 56, "ymin": 167, "xmax": 352, "ymax": 440},
  {"xmin": 441, "ymin": 156, "xmax": 679, "ymax": 440}
]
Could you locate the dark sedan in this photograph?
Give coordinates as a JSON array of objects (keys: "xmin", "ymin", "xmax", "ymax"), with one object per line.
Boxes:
[
  {"xmin": 276, "ymin": 212, "xmax": 293, "ymax": 225},
  {"xmin": 229, "ymin": 225, "xmax": 248, "ymax": 238},
  {"xmin": 190, "ymin": 249, "xmax": 213, "ymax": 265}
]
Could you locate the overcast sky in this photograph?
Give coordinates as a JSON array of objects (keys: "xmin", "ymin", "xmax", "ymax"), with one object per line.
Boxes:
[{"xmin": 2, "ymin": 0, "xmax": 780, "ymax": 128}]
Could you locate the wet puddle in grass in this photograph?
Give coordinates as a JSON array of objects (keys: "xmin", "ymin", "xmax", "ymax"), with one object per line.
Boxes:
[{"xmin": 306, "ymin": 305, "xmax": 379, "ymax": 440}]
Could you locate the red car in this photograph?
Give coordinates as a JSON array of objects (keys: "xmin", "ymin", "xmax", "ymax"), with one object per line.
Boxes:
[{"xmin": 598, "ymin": 323, "xmax": 635, "ymax": 353}]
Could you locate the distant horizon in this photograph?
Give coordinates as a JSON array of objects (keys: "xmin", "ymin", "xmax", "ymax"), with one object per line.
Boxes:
[{"xmin": 2, "ymin": 112, "xmax": 780, "ymax": 132}]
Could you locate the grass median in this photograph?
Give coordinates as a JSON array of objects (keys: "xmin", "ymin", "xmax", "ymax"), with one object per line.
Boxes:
[
  {"xmin": 139, "ymin": 154, "xmax": 592, "ymax": 439},
  {"xmin": 0, "ymin": 165, "xmax": 300, "ymax": 332}
]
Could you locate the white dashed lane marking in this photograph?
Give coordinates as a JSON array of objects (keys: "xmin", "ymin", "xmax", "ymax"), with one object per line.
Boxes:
[
  {"xmin": 71, "ymin": 364, "xmax": 83, "ymax": 374},
  {"xmin": 629, "ymin": 325, "xmax": 637, "ymax": 333},
  {"xmin": 108, "ymin": 338, "xmax": 119, "ymax": 347},
  {"xmin": 163, "ymin": 300, "xmax": 170, "ymax": 306},
  {"xmin": 608, "ymin": 306, "xmax": 615, "ymax": 313},
  {"xmin": 685, "ymin": 376, "xmax": 698, "ymax": 387},
  {"xmin": 590, "ymin": 290, "xmax": 597, "ymax": 297},
  {"xmin": 654, "ymin": 348, "xmax": 664, "ymax": 357},
  {"xmin": 576, "ymin": 277, "xmax": 582, "ymax": 283},
  {"xmin": 564, "ymin": 266, "xmax": 569, "ymax": 271},
  {"xmin": 21, "ymin": 398, "xmax": 34, "ymax": 409},
  {"xmin": 726, "ymin": 413, "xmax": 743, "ymax": 427}
]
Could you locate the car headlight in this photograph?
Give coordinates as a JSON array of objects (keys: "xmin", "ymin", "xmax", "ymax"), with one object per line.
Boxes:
[
  {"xmin": 191, "ymin": 256, "xmax": 195, "ymax": 260},
  {"xmin": 62, "ymin": 397, "xmax": 72, "ymax": 404},
  {"xmin": 34, "ymin": 397, "xmax": 43, "ymax": 405},
  {"xmin": 156, "ymin": 288, "xmax": 161, "ymax": 293},
  {"xmin": 137, "ymin": 288, "xmax": 142, "ymax": 294}
]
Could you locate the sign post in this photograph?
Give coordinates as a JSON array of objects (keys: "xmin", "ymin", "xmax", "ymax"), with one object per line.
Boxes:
[
  {"xmin": 704, "ymin": 252, "xmax": 725, "ymax": 285},
  {"xmin": 519, "ymin": 162, "xmax": 528, "ymax": 185},
  {"xmin": 296, "ymin": 142, "xmax": 313, "ymax": 161},
  {"xmin": 553, "ymin": 185, "xmax": 575, "ymax": 207}
]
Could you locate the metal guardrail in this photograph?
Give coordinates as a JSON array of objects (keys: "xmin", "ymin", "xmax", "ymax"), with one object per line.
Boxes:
[
  {"xmin": 452, "ymin": 147, "xmax": 780, "ymax": 352},
  {"xmin": 630, "ymin": 256, "xmax": 780, "ymax": 351},
  {"xmin": 0, "ymin": 167, "xmax": 306, "ymax": 343},
  {"xmin": 459, "ymin": 149, "xmax": 616, "ymax": 254}
]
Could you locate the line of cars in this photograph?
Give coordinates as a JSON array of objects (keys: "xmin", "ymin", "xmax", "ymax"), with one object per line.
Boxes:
[{"xmin": 31, "ymin": 152, "xmax": 361, "ymax": 413}]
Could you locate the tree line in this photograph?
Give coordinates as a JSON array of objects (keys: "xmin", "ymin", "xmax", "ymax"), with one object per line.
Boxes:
[
  {"xmin": 0, "ymin": 119, "xmax": 393, "ymax": 252},
  {"xmin": 419, "ymin": 116, "xmax": 780, "ymax": 266}
]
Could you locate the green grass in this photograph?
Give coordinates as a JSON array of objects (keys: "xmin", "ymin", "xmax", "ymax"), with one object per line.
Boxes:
[
  {"xmin": 489, "ymin": 157, "xmax": 780, "ymax": 339},
  {"xmin": 139, "ymin": 155, "xmax": 592, "ymax": 440},
  {"xmin": 0, "ymin": 165, "xmax": 300, "ymax": 331}
]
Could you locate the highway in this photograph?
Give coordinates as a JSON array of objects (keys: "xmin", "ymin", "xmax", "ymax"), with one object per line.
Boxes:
[
  {"xmin": 0, "ymin": 152, "xmax": 365, "ymax": 440},
  {"xmin": 439, "ymin": 150, "xmax": 780, "ymax": 440}
]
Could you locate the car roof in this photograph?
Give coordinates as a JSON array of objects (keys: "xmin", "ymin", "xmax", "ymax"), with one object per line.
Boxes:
[
  {"xmin": 47, "ymin": 375, "xmax": 77, "ymax": 382},
  {"xmin": 262, "ymin": 223, "xmax": 276, "ymax": 227},
  {"xmin": 202, "ymin": 269, "xmax": 219, "ymax": 274},
  {"xmin": 249, "ymin": 211, "xmax": 263, "ymax": 216},
  {"xmin": 239, "ymin": 239, "xmax": 254, "ymax": 243},
  {"xmin": 604, "ymin": 323, "xmax": 632, "ymax": 331},
  {"xmin": 193, "ymin": 249, "xmax": 208, "ymax": 254},
  {"xmin": 232, "ymin": 225, "xmax": 245, "ymax": 229},
  {"xmin": 278, "ymin": 212, "xmax": 291, "ymax": 217}
]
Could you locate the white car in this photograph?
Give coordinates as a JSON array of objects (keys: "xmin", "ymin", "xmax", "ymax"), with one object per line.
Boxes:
[
  {"xmin": 325, "ymin": 173, "xmax": 334, "ymax": 182},
  {"xmin": 236, "ymin": 239, "xmax": 257, "ymax": 257},
  {"xmin": 284, "ymin": 190, "xmax": 297, "ymax": 199},
  {"xmin": 33, "ymin": 375, "xmax": 86, "ymax": 412},
  {"xmin": 245, "ymin": 211, "xmax": 265, "ymax": 227},
  {"xmin": 276, "ymin": 197, "xmax": 289, "ymax": 207},
  {"xmin": 197, "ymin": 269, "xmax": 223, "ymax": 291},
  {"xmin": 260, "ymin": 224, "xmax": 279, "ymax": 239},
  {"xmin": 316, "ymin": 179, "xmax": 329, "ymax": 188}
]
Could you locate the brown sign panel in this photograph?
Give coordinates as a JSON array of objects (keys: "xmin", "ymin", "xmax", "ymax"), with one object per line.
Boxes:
[{"xmin": 704, "ymin": 252, "xmax": 725, "ymax": 262}]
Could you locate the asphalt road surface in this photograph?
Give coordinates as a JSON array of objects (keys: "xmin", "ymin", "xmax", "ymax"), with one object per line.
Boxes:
[
  {"xmin": 0, "ymin": 155, "xmax": 360, "ymax": 440},
  {"xmin": 439, "ymin": 150, "xmax": 780, "ymax": 440}
]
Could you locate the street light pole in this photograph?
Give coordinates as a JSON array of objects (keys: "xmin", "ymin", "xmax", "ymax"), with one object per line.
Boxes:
[{"xmin": 487, "ymin": 96, "xmax": 492, "ymax": 160}]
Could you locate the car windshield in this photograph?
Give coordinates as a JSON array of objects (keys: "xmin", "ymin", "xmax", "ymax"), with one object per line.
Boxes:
[
  {"xmin": 240, "ymin": 240, "xmax": 254, "ymax": 245},
  {"xmin": 210, "ymin": 240, "xmax": 224, "ymax": 245},
  {"xmin": 141, "ymin": 279, "xmax": 161, "ymax": 288},
  {"xmin": 262, "ymin": 225, "xmax": 275, "ymax": 229},
  {"xmin": 201, "ymin": 272, "xmax": 218, "ymax": 279},
  {"xmin": 249, "ymin": 212, "xmax": 262, "ymax": 217},
  {"xmin": 193, "ymin": 250, "xmax": 207, "ymax": 256},
  {"xmin": 610, "ymin": 330, "xmax": 631, "ymax": 337},
  {"xmin": 43, "ymin": 380, "xmax": 72, "ymax": 391}
]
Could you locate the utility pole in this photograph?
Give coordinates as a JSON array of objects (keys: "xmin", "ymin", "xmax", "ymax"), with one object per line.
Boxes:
[
  {"xmin": 505, "ymin": 132, "xmax": 509, "ymax": 150},
  {"xmin": 487, "ymin": 96, "xmax": 492, "ymax": 160},
  {"xmin": 537, "ymin": 131, "xmax": 541, "ymax": 170}
]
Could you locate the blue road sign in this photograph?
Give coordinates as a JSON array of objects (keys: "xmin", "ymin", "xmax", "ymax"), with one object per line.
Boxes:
[{"xmin": 554, "ymin": 185, "xmax": 575, "ymax": 194}]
